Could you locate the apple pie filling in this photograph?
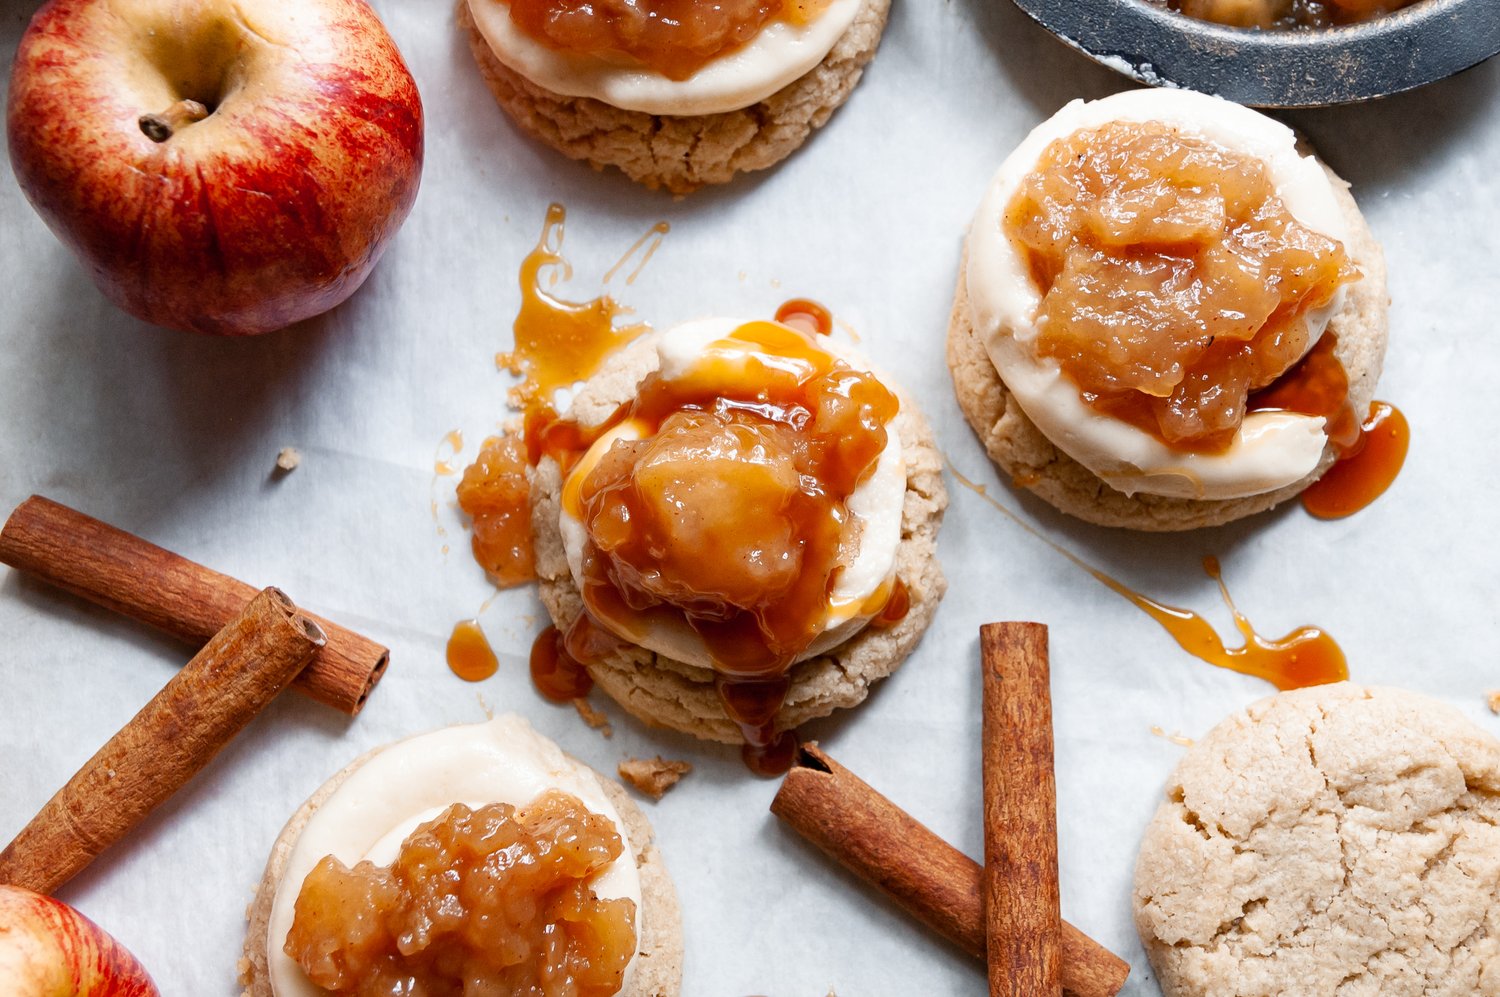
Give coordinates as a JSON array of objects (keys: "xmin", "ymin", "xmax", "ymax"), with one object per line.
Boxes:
[
  {"xmin": 505, "ymin": 0, "xmax": 834, "ymax": 80},
  {"xmin": 1004, "ymin": 120, "xmax": 1358, "ymax": 454},
  {"xmin": 285, "ymin": 792, "xmax": 636, "ymax": 997},
  {"xmin": 535, "ymin": 320, "xmax": 904, "ymax": 766}
]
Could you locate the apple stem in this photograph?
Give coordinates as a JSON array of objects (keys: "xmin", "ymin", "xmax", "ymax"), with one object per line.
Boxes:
[{"xmin": 138, "ymin": 99, "xmax": 210, "ymax": 142}]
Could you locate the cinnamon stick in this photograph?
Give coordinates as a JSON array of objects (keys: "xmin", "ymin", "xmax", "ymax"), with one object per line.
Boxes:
[
  {"xmin": 982, "ymin": 622, "xmax": 1061, "ymax": 997},
  {"xmin": 771, "ymin": 743, "xmax": 1129, "ymax": 997},
  {"xmin": 0, "ymin": 495, "xmax": 387, "ymax": 715},
  {"xmin": 0, "ymin": 587, "xmax": 324, "ymax": 895}
]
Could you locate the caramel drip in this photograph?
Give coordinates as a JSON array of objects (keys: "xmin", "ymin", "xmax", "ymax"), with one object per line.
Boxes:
[
  {"xmin": 604, "ymin": 222, "xmax": 671, "ymax": 287},
  {"xmin": 446, "ymin": 619, "xmax": 499, "ymax": 682},
  {"xmin": 1302, "ymin": 402, "xmax": 1409, "ymax": 519},
  {"xmin": 1248, "ymin": 333, "xmax": 1360, "ymax": 452},
  {"xmin": 531, "ymin": 625, "xmax": 595, "ymax": 702},
  {"xmin": 949, "ymin": 465, "xmax": 1347, "ymax": 690},
  {"xmin": 499, "ymin": 203, "xmax": 649, "ymax": 407},
  {"xmin": 545, "ymin": 321, "xmax": 899, "ymax": 766},
  {"xmin": 774, "ymin": 298, "xmax": 834, "ymax": 337},
  {"xmin": 870, "ymin": 578, "xmax": 910, "ymax": 630},
  {"xmin": 435, "ymin": 429, "xmax": 464, "ymax": 476}
]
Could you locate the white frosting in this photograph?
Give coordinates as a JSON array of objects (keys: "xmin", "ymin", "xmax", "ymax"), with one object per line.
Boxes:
[
  {"xmin": 966, "ymin": 88, "xmax": 1354, "ymax": 501},
  {"xmin": 466, "ymin": 0, "xmax": 860, "ymax": 115},
  {"xmin": 559, "ymin": 317, "xmax": 905, "ymax": 668},
  {"xmin": 266, "ymin": 715, "xmax": 643, "ymax": 997}
]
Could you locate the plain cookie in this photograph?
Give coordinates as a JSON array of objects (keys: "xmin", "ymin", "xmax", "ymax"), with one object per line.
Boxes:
[
  {"xmin": 1133, "ymin": 684, "xmax": 1500, "ymax": 996},
  {"xmin": 240, "ymin": 747, "xmax": 683, "ymax": 997},
  {"xmin": 458, "ymin": 0, "xmax": 890, "ymax": 194},
  {"xmin": 531, "ymin": 334, "xmax": 948, "ymax": 744},
  {"xmin": 948, "ymin": 159, "xmax": 1388, "ymax": 531}
]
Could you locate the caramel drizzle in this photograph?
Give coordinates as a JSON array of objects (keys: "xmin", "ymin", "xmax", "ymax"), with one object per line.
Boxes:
[{"xmin": 948, "ymin": 464, "xmax": 1347, "ymax": 690}]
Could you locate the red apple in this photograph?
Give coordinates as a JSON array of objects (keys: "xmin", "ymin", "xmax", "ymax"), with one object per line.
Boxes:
[
  {"xmin": 7, "ymin": 0, "xmax": 424, "ymax": 335},
  {"xmin": 0, "ymin": 886, "xmax": 159, "ymax": 996}
]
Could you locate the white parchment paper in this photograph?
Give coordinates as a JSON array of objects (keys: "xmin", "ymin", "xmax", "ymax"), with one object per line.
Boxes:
[{"xmin": 2, "ymin": 1, "xmax": 1498, "ymax": 993}]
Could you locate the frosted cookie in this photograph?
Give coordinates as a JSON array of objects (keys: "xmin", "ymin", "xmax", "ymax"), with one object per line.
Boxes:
[
  {"xmin": 458, "ymin": 0, "xmax": 889, "ymax": 193},
  {"xmin": 1133, "ymin": 684, "xmax": 1500, "ymax": 996},
  {"xmin": 950, "ymin": 89, "xmax": 1388, "ymax": 531},
  {"xmin": 242, "ymin": 715, "xmax": 682, "ymax": 997},
  {"xmin": 528, "ymin": 316, "xmax": 947, "ymax": 763}
]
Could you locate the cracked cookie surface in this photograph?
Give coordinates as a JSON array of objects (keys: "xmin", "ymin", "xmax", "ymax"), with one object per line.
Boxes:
[
  {"xmin": 458, "ymin": 0, "xmax": 889, "ymax": 194},
  {"xmin": 1133, "ymin": 683, "xmax": 1500, "ymax": 996}
]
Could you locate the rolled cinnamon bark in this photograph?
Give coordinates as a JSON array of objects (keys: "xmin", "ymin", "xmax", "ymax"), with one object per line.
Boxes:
[
  {"xmin": 771, "ymin": 743, "xmax": 1129, "ymax": 997},
  {"xmin": 981, "ymin": 622, "xmax": 1061, "ymax": 997},
  {"xmin": 0, "ymin": 587, "xmax": 325, "ymax": 895},
  {"xmin": 0, "ymin": 495, "xmax": 387, "ymax": 714}
]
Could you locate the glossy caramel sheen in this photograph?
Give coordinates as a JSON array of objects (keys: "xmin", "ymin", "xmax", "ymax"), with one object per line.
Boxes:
[
  {"xmin": 1302, "ymin": 401, "xmax": 1409, "ymax": 519},
  {"xmin": 456, "ymin": 434, "xmax": 536, "ymax": 588},
  {"xmin": 532, "ymin": 624, "xmax": 596, "ymax": 701},
  {"xmin": 505, "ymin": 0, "xmax": 831, "ymax": 81},
  {"xmin": 446, "ymin": 619, "xmax": 500, "ymax": 682},
  {"xmin": 1006, "ymin": 120, "xmax": 1356, "ymax": 452},
  {"xmin": 547, "ymin": 321, "xmax": 899, "ymax": 756},
  {"xmin": 1095, "ymin": 556, "xmax": 1348, "ymax": 690},
  {"xmin": 285, "ymin": 794, "xmax": 636, "ymax": 996},
  {"xmin": 949, "ymin": 466, "xmax": 1347, "ymax": 691}
]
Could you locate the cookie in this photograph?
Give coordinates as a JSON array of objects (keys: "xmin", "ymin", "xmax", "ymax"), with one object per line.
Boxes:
[
  {"xmin": 531, "ymin": 334, "xmax": 948, "ymax": 744},
  {"xmin": 241, "ymin": 739, "xmax": 683, "ymax": 997},
  {"xmin": 1133, "ymin": 684, "xmax": 1500, "ymax": 996},
  {"xmin": 948, "ymin": 158, "xmax": 1388, "ymax": 532},
  {"xmin": 457, "ymin": 0, "xmax": 890, "ymax": 194}
]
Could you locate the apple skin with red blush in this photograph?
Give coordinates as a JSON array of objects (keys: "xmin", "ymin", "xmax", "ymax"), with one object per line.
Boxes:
[
  {"xmin": 0, "ymin": 886, "xmax": 160, "ymax": 997},
  {"xmin": 6, "ymin": 0, "xmax": 425, "ymax": 336}
]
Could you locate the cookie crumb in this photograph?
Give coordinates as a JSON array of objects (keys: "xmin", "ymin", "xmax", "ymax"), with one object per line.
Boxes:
[
  {"xmin": 1150, "ymin": 725, "xmax": 1194, "ymax": 747},
  {"xmin": 618, "ymin": 756, "xmax": 691, "ymax": 800},
  {"xmin": 236, "ymin": 956, "xmax": 252, "ymax": 986},
  {"xmin": 275, "ymin": 447, "xmax": 301, "ymax": 472},
  {"xmin": 1487, "ymin": 690, "xmax": 1500, "ymax": 715},
  {"xmin": 573, "ymin": 697, "xmax": 613, "ymax": 737}
]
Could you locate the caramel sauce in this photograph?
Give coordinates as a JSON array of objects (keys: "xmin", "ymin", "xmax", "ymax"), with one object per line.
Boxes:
[
  {"xmin": 774, "ymin": 298, "xmax": 834, "ymax": 337},
  {"xmin": 499, "ymin": 203, "xmax": 648, "ymax": 409},
  {"xmin": 446, "ymin": 619, "xmax": 500, "ymax": 682},
  {"xmin": 1248, "ymin": 332, "xmax": 1361, "ymax": 451},
  {"xmin": 434, "ymin": 428, "xmax": 464, "ymax": 476},
  {"xmin": 459, "ymin": 206, "xmax": 662, "ymax": 593},
  {"xmin": 604, "ymin": 222, "xmax": 670, "ymax": 287},
  {"xmin": 531, "ymin": 625, "xmax": 596, "ymax": 702},
  {"xmin": 506, "ymin": 0, "xmax": 832, "ymax": 81},
  {"xmin": 1007, "ymin": 120, "xmax": 1357, "ymax": 453},
  {"xmin": 1302, "ymin": 401, "xmax": 1409, "ymax": 519},
  {"xmin": 949, "ymin": 464, "xmax": 1347, "ymax": 690},
  {"xmin": 870, "ymin": 577, "xmax": 910, "ymax": 630},
  {"xmin": 286, "ymin": 795, "xmax": 636, "ymax": 996},
  {"xmin": 1093, "ymin": 556, "xmax": 1346, "ymax": 690},
  {"xmin": 545, "ymin": 321, "xmax": 900, "ymax": 758}
]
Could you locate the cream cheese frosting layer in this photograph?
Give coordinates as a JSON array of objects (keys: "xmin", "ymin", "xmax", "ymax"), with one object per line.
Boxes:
[
  {"xmin": 966, "ymin": 88, "xmax": 1355, "ymax": 501},
  {"xmin": 466, "ymin": 0, "xmax": 861, "ymax": 115},
  {"xmin": 559, "ymin": 317, "xmax": 905, "ymax": 669},
  {"xmin": 266, "ymin": 715, "xmax": 643, "ymax": 996}
]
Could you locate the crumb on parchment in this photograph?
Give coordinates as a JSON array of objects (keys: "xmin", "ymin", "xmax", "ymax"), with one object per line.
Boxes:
[
  {"xmin": 618, "ymin": 756, "xmax": 692, "ymax": 800},
  {"xmin": 1150, "ymin": 725, "xmax": 1195, "ymax": 747},
  {"xmin": 573, "ymin": 697, "xmax": 612, "ymax": 737},
  {"xmin": 276, "ymin": 447, "xmax": 301, "ymax": 472},
  {"xmin": 1487, "ymin": 691, "xmax": 1500, "ymax": 715}
]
